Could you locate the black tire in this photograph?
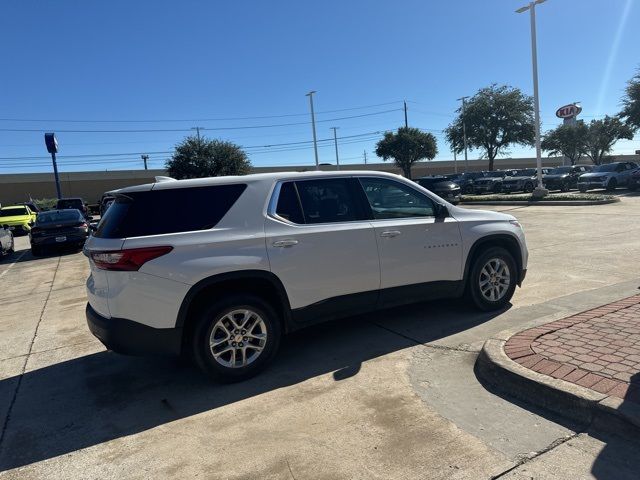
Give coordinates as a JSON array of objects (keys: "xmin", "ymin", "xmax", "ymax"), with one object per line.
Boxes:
[
  {"xmin": 524, "ymin": 182, "xmax": 534, "ymax": 193},
  {"xmin": 31, "ymin": 245, "xmax": 42, "ymax": 256},
  {"xmin": 578, "ymin": 187, "xmax": 587, "ymax": 193},
  {"xmin": 606, "ymin": 178, "xmax": 617, "ymax": 191},
  {"xmin": 467, "ymin": 247, "xmax": 517, "ymax": 311},
  {"xmin": 560, "ymin": 181, "xmax": 570, "ymax": 192},
  {"xmin": 463, "ymin": 185, "xmax": 474, "ymax": 195},
  {"xmin": 493, "ymin": 184, "xmax": 502, "ymax": 194},
  {"xmin": 191, "ymin": 294, "xmax": 282, "ymax": 382}
]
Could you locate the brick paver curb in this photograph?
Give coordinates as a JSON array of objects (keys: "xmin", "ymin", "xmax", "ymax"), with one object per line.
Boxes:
[{"xmin": 476, "ymin": 294, "xmax": 640, "ymax": 432}]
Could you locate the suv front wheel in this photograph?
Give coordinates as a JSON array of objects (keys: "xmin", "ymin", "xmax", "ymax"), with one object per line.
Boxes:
[
  {"xmin": 468, "ymin": 247, "xmax": 517, "ymax": 311},
  {"xmin": 191, "ymin": 294, "xmax": 282, "ymax": 382}
]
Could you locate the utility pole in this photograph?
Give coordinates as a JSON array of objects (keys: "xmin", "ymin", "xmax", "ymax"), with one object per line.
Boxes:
[
  {"xmin": 330, "ymin": 127, "xmax": 340, "ymax": 170},
  {"xmin": 457, "ymin": 96, "xmax": 469, "ymax": 172},
  {"xmin": 141, "ymin": 154, "xmax": 149, "ymax": 170},
  {"xmin": 403, "ymin": 101, "xmax": 408, "ymax": 128},
  {"xmin": 516, "ymin": 0, "xmax": 548, "ymax": 196},
  {"xmin": 363, "ymin": 150, "xmax": 368, "ymax": 165},
  {"xmin": 306, "ymin": 91, "xmax": 320, "ymax": 170},
  {"xmin": 191, "ymin": 126, "xmax": 202, "ymax": 140}
]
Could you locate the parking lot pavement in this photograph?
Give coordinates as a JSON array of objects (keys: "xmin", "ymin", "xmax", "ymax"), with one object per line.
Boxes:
[{"xmin": 1, "ymin": 196, "xmax": 640, "ymax": 479}]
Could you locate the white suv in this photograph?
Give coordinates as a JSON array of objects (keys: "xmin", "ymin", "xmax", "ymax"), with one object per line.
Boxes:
[{"xmin": 85, "ymin": 171, "xmax": 528, "ymax": 381}]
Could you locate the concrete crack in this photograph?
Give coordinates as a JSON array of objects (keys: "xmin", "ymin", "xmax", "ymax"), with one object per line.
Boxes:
[
  {"xmin": 490, "ymin": 431, "xmax": 582, "ymax": 479},
  {"xmin": 367, "ymin": 320, "xmax": 476, "ymax": 352},
  {"xmin": 0, "ymin": 256, "xmax": 60, "ymax": 453}
]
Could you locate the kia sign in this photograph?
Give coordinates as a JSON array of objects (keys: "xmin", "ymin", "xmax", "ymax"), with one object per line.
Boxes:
[
  {"xmin": 555, "ymin": 104, "xmax": 582, "ymax": 119},
  {"xmin": 44, "ymin": 132, "xmax": 58, "ymax": 154}
]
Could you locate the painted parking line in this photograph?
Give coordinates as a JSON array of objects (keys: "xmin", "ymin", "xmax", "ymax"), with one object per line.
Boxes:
[{"xmin": 0, "ymin": 250, "xmax": 28, "ymax": 280}]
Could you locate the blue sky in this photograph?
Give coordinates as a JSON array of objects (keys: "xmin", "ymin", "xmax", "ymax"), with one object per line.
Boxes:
[{"xmin": 1, "ymin": 0, "xmax": 638, "ymax": 173}]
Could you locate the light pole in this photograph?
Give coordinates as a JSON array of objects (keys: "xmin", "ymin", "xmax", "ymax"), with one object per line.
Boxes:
[
  {"xmin": 457, "ymin": 96, "xmax": 469, "ymax": 172},
  {"xmin": 306, "ymin": 91, "xmax": 320, "ymax": 170},
  {"xmin": 44, "ymin": 133, "xmax": 62, "ymax": 199},
  {"xmin": 516, "ymin": 0, "xmax": 548, "ymax": 196},
  {"xmin": 330, "ymin": 127, "xmax": 340, "ymax": 170}
]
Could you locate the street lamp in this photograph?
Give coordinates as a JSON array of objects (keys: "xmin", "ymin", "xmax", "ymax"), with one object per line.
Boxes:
[
  {"xmin": 306, "ymin": 91, "xmax": 320, "ymax": 170},
  {"xmin": 516, "ymin": 0, "xmax": 548, "ymax": 197}
]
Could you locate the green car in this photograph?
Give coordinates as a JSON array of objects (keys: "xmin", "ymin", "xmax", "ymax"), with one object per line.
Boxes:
[{"xmin": 0, "ymin": 205, "xmax": 38, "ymax": 234}]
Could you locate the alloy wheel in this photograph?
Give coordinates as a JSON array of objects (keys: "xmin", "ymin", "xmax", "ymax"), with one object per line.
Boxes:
[
  {"xmin": 479, "ymin": 258, "xmax": 511, "ymax": 302},
  {"xmin": 209, "ymin": 309, "xmax": 267, "ymax": 368}
]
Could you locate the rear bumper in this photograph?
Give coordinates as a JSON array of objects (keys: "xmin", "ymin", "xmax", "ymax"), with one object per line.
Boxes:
[
  {"xmin": 86, "ymin": 303, "xmax": 182, "ymax": 356},
  {"xmin": 31, "ymin": 233, "xmax": 88, "ymax": 246}
]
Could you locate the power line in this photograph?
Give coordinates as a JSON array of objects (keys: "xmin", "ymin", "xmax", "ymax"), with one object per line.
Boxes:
[{"xmin": 0, "ymin": 101, "xmax": 404, "ymax": 124}]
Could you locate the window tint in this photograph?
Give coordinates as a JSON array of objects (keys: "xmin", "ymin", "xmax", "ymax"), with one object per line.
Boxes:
[
  {"xmin": 0, "ymin": 207, "xmax": 29, "ymax": 217},
  {"xmin": 95, "ymin": 184, "xmax": 246, "ymax": 238},
  {"xmin": 359, "ymin": 177, "xmax": 435, "ymax": 219},
  {"xmin": 37, "ymin": 210, "xmax": 83, "ymax": 224},
  {"xmin": 295, "ymin": 178, "xmax": 361, "ymax": 224},
  {"xmin": 275, "ymin": 182, "xmax": 304, "ymax": 224},
  {"xmin": 57, "ymin": 199, "xmax": 83, "ymax": 209}
]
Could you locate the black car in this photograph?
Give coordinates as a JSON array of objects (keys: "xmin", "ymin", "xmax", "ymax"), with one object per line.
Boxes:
[
  {"xmin": 543, "ymin": 165, "xmax": 593, "ymax": 192},
  {"xmin": 450, "ymin": 171, "xmax": 486, "ymax": 194},
  {"xmin": 56, "ymin": 197, "xmax": 89, "ymax": 218},
  {"xmin": 30, "ymin": 209, "xmax": 91, "ymax": 256},
  {"xmin": 630, "ymin": 168, "xmax": 640, "ymax": 191},
  {"xmin": 472, "ymin": 171, "xmax": 508, "ymax": 194},
  {"xmin": 415, "ymin": 176, "xmax": 461, "ymax": 204}
]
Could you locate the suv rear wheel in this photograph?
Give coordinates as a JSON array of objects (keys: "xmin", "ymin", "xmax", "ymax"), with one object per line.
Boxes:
[
  {"xmin": 191, "ymin": 294, "xmax": 282, "ymax": 382},
  {"xmin": 468, "ymin": 247, "xmax": 517, "ymax": 311}
]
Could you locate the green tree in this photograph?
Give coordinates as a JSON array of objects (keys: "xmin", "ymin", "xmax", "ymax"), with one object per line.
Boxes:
[
  {"xmin": 620, "ymin": 69, "xmax": 640, "ymax": 131},
  {"xmin": 374, "ymin": 127, "xmax": 438, "ymax": 179},
  {"xmin": 166, "ymin": 136, "xmax": 252, "ymax": 179},
  {"xmin": 445, "ymin": 84, "xmax": 535, "ymax": 171},
  {"xmin": 584, "ymin": 116, "xmax": 634, "ymax": 165},
  {"xmin": 541, "ymin": 121, "xmax": 588, "ymax": 165}
]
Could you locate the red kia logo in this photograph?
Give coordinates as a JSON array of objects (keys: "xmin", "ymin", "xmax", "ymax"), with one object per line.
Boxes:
[{"xmin": 555, "ymin": 104, "xmax": 582, "ymax": 119}]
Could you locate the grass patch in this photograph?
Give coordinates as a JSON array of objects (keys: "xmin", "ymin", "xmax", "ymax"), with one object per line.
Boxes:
[{"xmin": 461, "ymin": 192, "xmax": 615, "ymax": 202}]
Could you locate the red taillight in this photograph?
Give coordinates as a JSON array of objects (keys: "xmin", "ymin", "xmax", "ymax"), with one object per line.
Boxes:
[
  {"xmin": 90, "ymin": 246, "xmax": 173, "ymax": 271},
  {"xmin": 78, "ymin": 222, "xmax": 88, "ymax": 228}
]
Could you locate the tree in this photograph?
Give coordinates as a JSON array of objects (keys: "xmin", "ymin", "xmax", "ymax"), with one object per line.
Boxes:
[
  {"xmin": 584, "ymin": 116, "xmax": 634, "ymax": 165},
  {"xmin": 541, "ymin": 121, "xmax": 588, "ymax": 165},
  {"xmin": 374, "ymin": 127, "xmax": 438, "ymax": 179},
  {"xmin": 445, "ymin": 84, "xmax": 535, "ymax": 171},
  {"xmin": 620, "ymin": 69, "xmax": 640, "ymax": 131},
  {"xmin": 166, "ymin": 136, "xmax": 251, "ymax": 179}
]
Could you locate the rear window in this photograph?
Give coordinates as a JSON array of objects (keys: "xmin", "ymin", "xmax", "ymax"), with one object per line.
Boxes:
[
  {"xmin": 37, "ymin": 210, "xmax": 82, "ymax": 224},
  {"xmin": 0, "ymin": 207, "xmax": 28, "ymax": 217},
  {"xmin": 95, "ymin": 184, "xmax": 246, "ymax": 238},
  {"xmin": 57, "ymin": 199, "xmax": 83, "ymax": 209}
]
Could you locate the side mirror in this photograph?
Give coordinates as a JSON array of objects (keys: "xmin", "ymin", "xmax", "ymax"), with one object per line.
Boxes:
[{"xmin": 434, "ymin": 203, "xmax": 449, "ymax": 219}]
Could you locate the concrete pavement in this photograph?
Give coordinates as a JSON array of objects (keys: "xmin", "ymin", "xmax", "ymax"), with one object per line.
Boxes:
[{"xmin": 0, "ymin": 195, "xmax": 639, "ymax": 479}]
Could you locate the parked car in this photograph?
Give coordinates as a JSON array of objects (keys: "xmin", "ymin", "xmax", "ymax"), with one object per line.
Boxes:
[
  {"xmin": 84, "ymin": 171, "xmax": 528, "ymax": 381},
  {"xmin": 451, "ymin": 171, "xmax": 486, "ymax": 194},
  {"xmin": 99, "ymin": 190, "xmax": 119, "ymax": 217},
  {"xmin": 0, "ymin": 205, "xmax": 37, "ymax": 234},
  {"xmin": 500, "ymin": 168, "xmax": 552, "ymax": 193},
  {"xmin": 629, "ymin": 168, "xmax": 640, "ymax": 191},
  {"xmin": 0, "ymin": 225, "xmax": 14, "ymax": 256},
  {"xmin": 30, "ymin": 209, "xmax": 91, "ymax": 256},
  {"xmin": 543, "ymin": 165, "xmax": 593, "ymax": 192},
  {"xmin": 56, "ymin": 197, "xmax": 89, "ymax": 218},
  {"xmin": 577, "ymin": 162, "xmax": 639, "ymax": 192},
  {"xmin": 472, "ymin": 171, "xmax": 507, "ymax": 194},
  {"xmin": 415, "ymin": 176, "xmax": 461, "ymax": 204}
]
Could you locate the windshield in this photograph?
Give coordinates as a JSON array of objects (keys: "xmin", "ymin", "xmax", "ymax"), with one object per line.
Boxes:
[
  {"xmin": 36, "ymin": 210, "xmax": 82, "ymax": 224},
  {"xmin": 57, "ymin": 199, "xmax": 83, "ymax": 209},
  {"xmin": 483, "ymin": 172, "xmax": 504, "ymax": 178},
  {"xmin": 0, "ymin": 207, "xmax": 28, "ymax": 217},
  {"xmin": 594, "ymin": 164, "xmax": 618, "ymax": 172},
  {"xmin": 549, "ymin": 167, "xmax": 572, "ymax": 174},
  {"xmin": 512, "ymin": 169, "xmax": 536, "ymax": 176}
]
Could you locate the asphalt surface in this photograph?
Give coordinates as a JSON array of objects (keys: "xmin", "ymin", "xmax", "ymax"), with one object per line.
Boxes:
[{"xmin": 1, "ymin": 194, "xmax": 639, "ymax": 479}]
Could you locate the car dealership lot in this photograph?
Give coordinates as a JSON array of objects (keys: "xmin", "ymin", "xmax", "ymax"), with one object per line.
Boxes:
[{"xmin": 1, "ymin": 196, "xmax": 640, "ymax": 479}]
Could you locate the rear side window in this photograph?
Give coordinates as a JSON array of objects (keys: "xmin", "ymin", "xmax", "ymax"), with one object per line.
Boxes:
[
  {"xmin": 295, "ymin": 178, "xmax": 361, "ymax": 224},
  {"xmin": 95, "ymin": 184, "xmax": 246, "ymax": 238},
  {"xmin": 275, "ymin": 182, "xmax": 304, "ymax": 224}
]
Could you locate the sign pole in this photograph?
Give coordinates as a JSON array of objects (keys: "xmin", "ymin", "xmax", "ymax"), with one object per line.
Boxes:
[
  {"xmin": 51, "ymin": 152, "xmax": 62, "ymax": 199},
  {"xmin": 44, "ymin": 133, "xmax": 62, "ymax": 199}
]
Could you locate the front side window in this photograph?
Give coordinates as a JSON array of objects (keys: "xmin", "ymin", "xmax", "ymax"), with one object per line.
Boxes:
[
  {"xmin": 359, "ymin": 177, "xmax": 435, "ymax": 219},
  {"xmin": 295, "ymin": 178, "xmax": 361, "ymax": 224}
]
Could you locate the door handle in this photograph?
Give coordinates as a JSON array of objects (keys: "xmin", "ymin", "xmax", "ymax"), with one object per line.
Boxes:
[
  {"xmin": 273, "ymin": 239, "xmax": 299, "ymax": 248},
  {"xmin": 380, "ymin": 230, "xmax": 401, "ymax": 238}
]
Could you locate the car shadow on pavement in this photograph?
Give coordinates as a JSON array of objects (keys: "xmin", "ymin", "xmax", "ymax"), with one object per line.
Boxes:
[
  {"xmin": 0, "ymin": 246, "xmax": 83, "ymax": 266},
  {"xmin": 0, "ymin": 299, "xmax": 502, "ymax": 471}
]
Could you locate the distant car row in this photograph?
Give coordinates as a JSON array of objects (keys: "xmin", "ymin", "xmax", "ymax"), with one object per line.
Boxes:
[
  {"xmin": 417, "ymin": 162, "xmax": 640, "ymax": 197},
  {"xmin": 0, "ymin": 197, "xmax": 93, "ymax": 257}
]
